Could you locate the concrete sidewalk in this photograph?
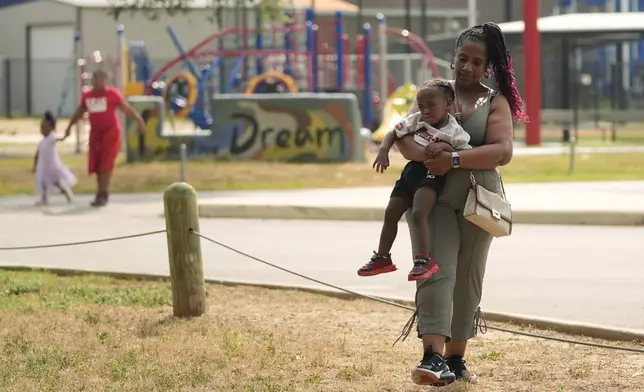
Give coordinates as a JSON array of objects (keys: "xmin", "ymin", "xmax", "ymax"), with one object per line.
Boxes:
[
  {"xmin": 0, "ymin": 192, "xmax": 643, "ymax": 333},
  {"xmin": 199, "ymin": 181, "xmax": 644, "ymax": 226}
]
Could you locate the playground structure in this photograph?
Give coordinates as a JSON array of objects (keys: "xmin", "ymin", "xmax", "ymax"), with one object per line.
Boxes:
[
  {"xmin": 124, "ymin": 92, "xmax": 365, "ymax": 163},
  {"xmin": 109, "ymin": 9, "xmax": 442, "ymax": 131},
  {"xmin": 370, "ymin": 83, "xmax": 419, "ymax": 144},
  {"xmin": 60, "ymin": 7, "xmax": 446, "ymax": 162}
]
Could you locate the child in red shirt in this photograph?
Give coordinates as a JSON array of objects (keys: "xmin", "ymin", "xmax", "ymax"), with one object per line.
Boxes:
[{"xmin": 62, "ymin": 70, "xmax": 145, "ymax": 207}]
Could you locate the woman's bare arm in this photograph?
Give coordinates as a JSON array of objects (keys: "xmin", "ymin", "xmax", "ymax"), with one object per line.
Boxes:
[{"xmin": 457, "ymin": 94, "xmax": 514, "ymax": 170}]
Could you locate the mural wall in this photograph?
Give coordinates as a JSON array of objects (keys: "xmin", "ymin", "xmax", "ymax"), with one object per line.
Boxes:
[{"xmin": 125, "ymin": 93, "xmax": 365, "ymax": 163}]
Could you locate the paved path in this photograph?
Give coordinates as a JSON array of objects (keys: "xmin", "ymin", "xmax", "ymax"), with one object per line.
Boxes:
[
  {"xmin": 199, "ymin": 181, "xmax": 644, "ymax": 212},
  {"xmin": 3, "ymin": 133, "xmax": 644, "ymax": 156},
  {"xmin": 198, "ymin": 181, "xmax": 644, "ymax": 226},
  {"xmin": 0, "ymin": 193, "xmax": 643, "ymax": 332}
]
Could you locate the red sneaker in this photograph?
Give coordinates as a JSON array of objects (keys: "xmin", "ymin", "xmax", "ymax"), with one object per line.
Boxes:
[
  {"xmin": 408, "ymin": 254, "xmax": 439, "ymax": 281},
  {"xmin": 357, "ymin": 252, "xmax": 398, "ymax": 277}
]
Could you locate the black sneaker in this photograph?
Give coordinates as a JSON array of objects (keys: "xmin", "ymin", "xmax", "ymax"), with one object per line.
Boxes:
[
  {"xmin": 411, "ymin": 347, "xmax": 456, "ymax": 386},
  {"xmin": 446, "ymin": 355, "xmax": 478, "ymax": 383},
  {"xmin": 90, "ymin": 198, "xmax": 108, "ymax": 207},
  {"xmin": 90, "ymin": 192, "xmax": 108, "ymax": 207}
]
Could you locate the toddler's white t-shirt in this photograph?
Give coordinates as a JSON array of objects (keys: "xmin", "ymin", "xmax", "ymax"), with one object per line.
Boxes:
[{"xmin": 394, "ymin": 112, "xmax": 471, "ymax": 150}]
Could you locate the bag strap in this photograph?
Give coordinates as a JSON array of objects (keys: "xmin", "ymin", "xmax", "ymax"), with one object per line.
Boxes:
[{"xmin": 469, "ymin": 170, "xmax": 508, "ymax": 202}]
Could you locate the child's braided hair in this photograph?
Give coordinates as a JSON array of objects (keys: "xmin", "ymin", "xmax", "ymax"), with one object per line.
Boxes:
[
  {"xmin": 419, "ymin": 78, "xmax": 455, "ymax": 101},
  {"xmin": 455, "ymin": 22, "xmax": 527, "ymax": 122},
  {"xmin": 43, "ymin": 111, "xmax": 57, "ymax": 127}
]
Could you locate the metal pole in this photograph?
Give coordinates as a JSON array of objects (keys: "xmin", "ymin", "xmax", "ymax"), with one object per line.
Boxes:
[
  {"xmin": 405, "ymin": 0, "xmax": 411, "ymax": 53},
  {"xmin": 504, "ymin": 0, "xmax": 513, "ymax": 21},
  {"xmin": 255, "ymin": 11, "xmax": 263, "ymax": 75},
  {"xmin": 523, "ymin": 0, "xmax": 542, "ymax": 146},
  {"xmin": 404, "ymin": 58, "xmax": 412, "ymax": 84},
  {"xmin": 420, "ymin": 0, "xmax": 427, "ymax": 41},
  {"xmin": 336, "ymin": 11, "xmax": 344, "ymax": 90},
  {"xmin": 562, "ymin": 39, "xmax": 571, "ymax": 142},
  {"xmin": 468, "ymin": 0, "xmax": 477, "ymax": 27},
  {"xmin": 377, "ymin": 13, "xmax": 388, "ymax": 108},
  {"xmin": 356, "ymin": 0, "xmax": 363, "ymax": 37},
  {"xmin": 570, "ymin": 42, "xmax": 579, "ymax": 173},
  {"xmin": 363, "ymin": 23, "xmax": 372, "ymax": 129},
  {"xmin": 305, "ymin": 9, "xmax": 315, "ymax": 91},
  {"xmin": 116, "ymin": 25, "xmax": 127, "ymax": 153},
  {"xmin": 73, "ymin": 31, "xmax": 81, "ymax": 154},
  {"xmin": 284, "ymin": 13, "xmax": 293, "ymax": 76},
  {"xmin": 179, "ymin": 143, "xmax": 187, "ymax": 182},
  {"xmin": 3, "ymin": 59, "xmax": 11, "ymax": 118},
  {"xmin": 568, "ymin": 134, "xmax": 576, "ymax": 173},
  {"xmin": 312, "ymin": 24, "xmax": 319, "ymax": 92},
  {"xmin": 166, "ymin": 26, "xmax": 200, "ymax": 78},
  {"xmin": 116, "ymin": 25, "xmax": 126, "ymax": 95},
  {"xmin": 241, "ymin": 0, "xmax": 248, "ymax": 82},
  {"xmin": 235, "ymin": 0, "xmax": 241, "ymax": 52}
]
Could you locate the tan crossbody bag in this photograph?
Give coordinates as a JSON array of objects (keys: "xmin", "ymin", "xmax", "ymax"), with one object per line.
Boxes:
[{"xmin": 463, "ymin": 171, "xmax": 512, "ymax": 237}]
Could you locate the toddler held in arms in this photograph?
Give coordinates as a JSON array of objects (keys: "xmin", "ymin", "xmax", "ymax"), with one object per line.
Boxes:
[
  {"xmin": 357, "ymin": 79, "xmax": 471, "ymax": 281},
  {"xmin": 33, "ymin": 111, "xmax": 77, "ymax": 205}
]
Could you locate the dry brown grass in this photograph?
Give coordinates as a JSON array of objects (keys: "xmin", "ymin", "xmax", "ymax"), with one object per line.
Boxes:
[{"xmin": 1, "ymin": 270, "xmax": 643, "ymax": 392}]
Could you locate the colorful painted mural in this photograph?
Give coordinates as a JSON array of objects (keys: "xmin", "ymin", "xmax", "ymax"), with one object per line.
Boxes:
[{"xmin": 125, "ymin": 94, "xmax": 365, "ymax": 163}]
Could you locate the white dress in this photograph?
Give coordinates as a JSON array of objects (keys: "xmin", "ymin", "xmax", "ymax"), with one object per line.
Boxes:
[{"xmin": 35, "ymin": 133, "xmax": 77, "ymax": 196}]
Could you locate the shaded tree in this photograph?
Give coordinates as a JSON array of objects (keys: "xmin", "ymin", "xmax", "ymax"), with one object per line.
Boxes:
[{"xmin": 108, "ymin": 0, "xmax": 286, "ymax": 25}]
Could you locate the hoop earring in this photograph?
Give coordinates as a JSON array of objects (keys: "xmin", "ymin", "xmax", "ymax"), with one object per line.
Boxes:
[{"xmin": 484, "ymin": 65, "xmax": 492, "ymax": 78}]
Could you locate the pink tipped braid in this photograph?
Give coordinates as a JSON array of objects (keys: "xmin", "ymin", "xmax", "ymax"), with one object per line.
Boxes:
[{"xmin": 492, "ymin": 56, "xmax": 528, "ymax": 123}]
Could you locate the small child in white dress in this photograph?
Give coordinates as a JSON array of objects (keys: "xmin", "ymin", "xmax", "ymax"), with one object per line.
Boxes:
[
  {"xmin": 358, "ymin": 79, "xmax": 471, "ymax": 281},
  {"xmin": 33, "ymin": 111, "xmax": 77, "ymax": 205}
]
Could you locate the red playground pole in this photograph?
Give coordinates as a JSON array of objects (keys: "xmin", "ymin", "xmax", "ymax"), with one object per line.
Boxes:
[{"xmin": 523, "ymin": 0, "xmax": 542, "ymax": 146}]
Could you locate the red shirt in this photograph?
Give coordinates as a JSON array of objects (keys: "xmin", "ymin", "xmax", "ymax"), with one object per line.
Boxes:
[{"xmin": 81, "ymin": 86, "xmax": 124, "ymax": 131}]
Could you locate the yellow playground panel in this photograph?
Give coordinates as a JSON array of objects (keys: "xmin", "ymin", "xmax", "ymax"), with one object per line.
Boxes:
[
  {"xmin": 244, "ymin": 72, "xmax": 298, "ymax": 94},
  {"xmin": 122, "ymin": 47, "xmax": 145, "ymax": 97},
  {"xmin": 371, "ymin": 83, "xmax": 418, "ymax": 143}
]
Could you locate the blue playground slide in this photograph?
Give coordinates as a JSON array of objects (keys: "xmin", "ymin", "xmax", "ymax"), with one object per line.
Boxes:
[{"xmin": 128, "ymin": 41, "xmax": 153, "ymax": 82}]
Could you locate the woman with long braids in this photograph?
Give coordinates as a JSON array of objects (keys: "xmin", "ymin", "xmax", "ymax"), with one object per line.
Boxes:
[{"xmin": 394, "ymin": 22, "xmax": 526, "ymax": 386}]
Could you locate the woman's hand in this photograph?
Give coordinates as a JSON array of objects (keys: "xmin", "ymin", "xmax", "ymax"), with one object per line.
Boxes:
[{"xmin": 424, "ymin": 151, "xmax": 452, "ymax": 175}]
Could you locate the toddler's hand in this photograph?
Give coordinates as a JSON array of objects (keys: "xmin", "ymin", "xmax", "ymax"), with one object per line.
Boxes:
[
  {"xmin": 372, "ymin": 150, "xmax": 390, "ymax": 173},
  {"xmin": 426, "ymin": 142, "xmax": 453, "ymax": 157}
]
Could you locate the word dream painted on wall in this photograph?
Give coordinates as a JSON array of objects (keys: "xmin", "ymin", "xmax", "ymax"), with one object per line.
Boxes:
[{"xmin": 125, "ymin": 94, "xmax": 365, "ymax": 163}]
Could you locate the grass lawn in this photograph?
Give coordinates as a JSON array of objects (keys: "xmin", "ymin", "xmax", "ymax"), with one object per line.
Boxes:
[
  {"xmin": 0, "ymin": 270, "xmax": 642, "ymax": 392},
  {"xmin": 0, "ymin": 150, "xmax": 643, "ymax": 196},
  {"xmin": 513, "ymin": 126, "xmax": 644, "ymax": 145}
]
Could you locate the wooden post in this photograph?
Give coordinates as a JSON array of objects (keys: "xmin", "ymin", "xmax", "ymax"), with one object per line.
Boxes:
[{"xmin": 163, "ymin": 182, "xmax": 205, "ymax": 317}]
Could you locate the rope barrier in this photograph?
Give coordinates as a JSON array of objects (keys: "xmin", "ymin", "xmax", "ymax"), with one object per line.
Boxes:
[
  {"xmin": 0, "ymin": 230, "xmax": 166, "ymax": 250},
  {"xmin": 190, "ymin": 229, "xmax": 644, "ymax": 354},
  {"xmin": 0, "ymin": 227, "xmax": 642, "ymax": 353}
]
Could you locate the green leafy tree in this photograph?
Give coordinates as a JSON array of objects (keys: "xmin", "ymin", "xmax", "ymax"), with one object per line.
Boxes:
[{"xmin": 108, "ymin": 0, "xmax": 287, "ymax": 25}]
